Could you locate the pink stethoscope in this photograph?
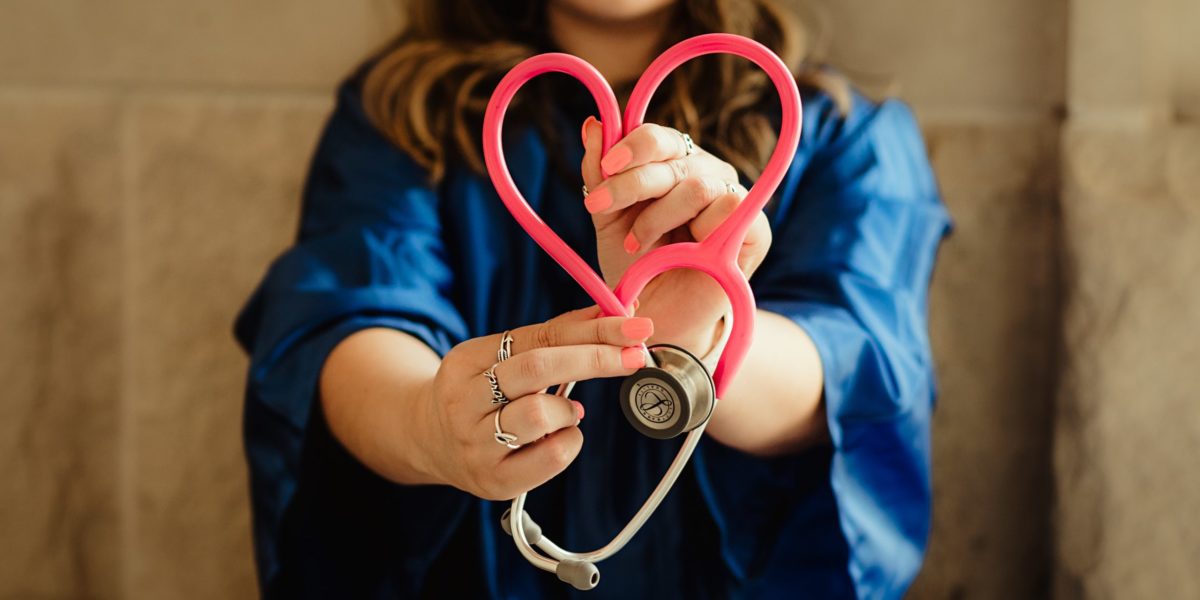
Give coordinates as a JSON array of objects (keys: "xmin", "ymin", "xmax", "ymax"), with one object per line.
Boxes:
[{"xmin": 482, "ymin": 33, "xmax": 802, "ymax": 590}]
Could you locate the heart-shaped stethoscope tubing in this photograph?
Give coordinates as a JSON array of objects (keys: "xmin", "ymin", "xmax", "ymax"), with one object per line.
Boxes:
[{"xmin": 482, "ymin": 33, "xmax": 802, "ymax": 590}]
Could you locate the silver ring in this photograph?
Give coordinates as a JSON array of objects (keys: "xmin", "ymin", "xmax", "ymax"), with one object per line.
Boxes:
[
  {"xmin": 679, "ymin": 131, "xmax": 696, "ymax": 156},
  {"xmin": 483, "ymin": 364, "xmax": 508, "ymax": 405},
  {"xmin": 726, "ymin": 181, "xmax": 738, "ymax": 195},
  {"xmin": 582, "ymin": 184, "xmax": 589, "ymax": 198},
  {"xmin": 497, "ymin": 331, "xmax": 514, "ymax": 363},
  {"xmin": 494, "ymin": 404, "xmax": 520, "ymax": 449}
]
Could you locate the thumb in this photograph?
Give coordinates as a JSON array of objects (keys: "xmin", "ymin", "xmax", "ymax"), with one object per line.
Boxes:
[{"xmin": 580, "ymin": 116, "xmax": 604, "ymax": 190}]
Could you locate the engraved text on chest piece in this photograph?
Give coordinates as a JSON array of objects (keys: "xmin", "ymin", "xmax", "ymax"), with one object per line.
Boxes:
[{"xmin": 635, "ymin": 382, "xmax": 676, "ymax": 424}]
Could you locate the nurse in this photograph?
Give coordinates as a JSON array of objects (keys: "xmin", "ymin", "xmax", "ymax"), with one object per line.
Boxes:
[{"xmin": 235, "ymin": 1, "xmax": 951, "ymax": 598}]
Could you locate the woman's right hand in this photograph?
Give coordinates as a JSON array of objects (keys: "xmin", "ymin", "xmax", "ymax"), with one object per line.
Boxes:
[{"xmin": 414, "ymin": 306, "xmax": 654, "ymax": 500}]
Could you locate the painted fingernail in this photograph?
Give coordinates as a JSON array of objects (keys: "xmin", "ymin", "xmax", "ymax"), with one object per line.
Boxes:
[
  {"xmin": 633, "ymin": 299, "xmax": 640, "ymax": 311},
  {"xmin": 621, "ymin": 347, "xmax": 646, "ymax": 369},
  {"xmin": 601, "ymin": 145, "xmax": 632, "ymax": 176},
  {"xmin": 572, "ymin": 400, "xmax": 585, "ymax": 421},
  {"xmin": 581, "ymin": 116, "xmax": 596, "ymax": 145},
  {"xmin": 623, "ymin": 231, "xmax": 640, "ymax": 254},
  {"xmin": 584, "ymin": 186, "xmax": 612, "ymax": 213},
  {"xmin": 621, "ymin": 317, "xmax": 654, "ymax": 339}
]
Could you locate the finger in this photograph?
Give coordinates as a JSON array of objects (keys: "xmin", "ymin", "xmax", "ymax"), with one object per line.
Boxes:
[
  {"xmin": 581, "ymin": 116, "xmax": 604, "ymax": 192},
  {"xmin": 473, "ymin": 313, "xmax": 654, "ymax": 369},
  {"xmin": 687, "ymin": 187, "xmax": 743, "ymax": 243},
  {"xmin": 486, "ymin": 393, "xmax": 583, "ymax": 448},
  {"xmin": 515, "ymin": 314, "xmax": 653, "ymax": 354},
  {"xmin": 626, "ymin": 176, "xmax": 730, "ymax": 253},
  {"xmin": 492, "ymin": 427, "xmax": 584, "ymax": 497},
  {"xmin": 737, "ymin": 211, "xmax": 773, "ymax": 275},
  {"xmin": 687, "ymin": 189, "xmax": 772, "ymax": 275},
  {"xmin": 490, "ymin": 344, "xmax": 647, "ymax": 400},
  {"xmin": 585, "ymin": 151, "xmax": 735, "ymax": 215},
  {"xmin": 462, "ymin": 305, "xmax": 595, "ymax": 365},
  {"xmin": 600, "ymin": 123, "xmax": 689, "ymax": 177}
]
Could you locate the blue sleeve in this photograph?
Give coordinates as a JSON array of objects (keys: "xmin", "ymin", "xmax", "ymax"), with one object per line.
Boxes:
[
  {"xmin": 233, "ymin": 81, "xmax": 472, "ymax": 586},
  {"xmin": 692, "ymin": 93, "xmax": 951, "ymax": 599}
]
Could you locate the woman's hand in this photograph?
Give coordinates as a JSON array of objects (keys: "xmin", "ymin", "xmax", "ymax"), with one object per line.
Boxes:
[
  {"xmin": 580, "ymin": 118, "xmax": 773, "ymax": 355},
  {"xmin": 407, "ymin": 306, "xmax": 653, "ymax": 500}
]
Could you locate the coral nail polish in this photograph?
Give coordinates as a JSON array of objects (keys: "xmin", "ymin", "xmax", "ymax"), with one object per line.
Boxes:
[
  {"xmin": 572, "ymin": 400, "xmax": 585, "ymax": 421},
  {"xmin": 581, "ymin": 116, "xmax": 595, "ymax": 145},
  {"xmin": 585, "ymin": 187, "xmax": 612, "ymax": 213},
  {"xmin": 623, "ymin": 232, "xmax": 640, "ymax": 254},
  {"xmin": 621, "ymin": 347, "xmax": 647, "ymax": 369},
  {"xmin": 621, "ymin": 317, "xmax": 654, "ymax": 339},
  {"xmin": 601, "ymin": 145, "xmax": 632, "ymax": 176}
]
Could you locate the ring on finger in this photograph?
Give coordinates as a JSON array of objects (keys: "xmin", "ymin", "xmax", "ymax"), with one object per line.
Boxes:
[
  {"xmin": 483, "ymin": 363, "xmax": 509, "ymax": 405},
  {"xmin": 678, "ymin": 131, "xmax": 696, "ymax": 156},
  {"xmin": 582, "ymin": 184, "xmax": 589, "ymax": 198},
  {"xmin": 497, "ymin": 331, "xmax": 514, "ymax": 363},
  {"xmin": 493, "ymin": 403, "xmax": 521, "ymax": 449}
]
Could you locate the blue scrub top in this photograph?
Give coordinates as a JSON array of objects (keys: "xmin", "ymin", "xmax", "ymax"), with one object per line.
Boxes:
[{"xmin": 235, "ymin": 70, "xmax": 950, "ymax": 599}]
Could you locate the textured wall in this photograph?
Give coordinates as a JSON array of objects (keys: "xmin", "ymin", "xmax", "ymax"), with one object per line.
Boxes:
[
  {"xmin": 0, "ymin": 1, "xmax": 1195, "ymax": 599},
  {"xmin": 1053, "ymin": 0, "xmax": 1200, "ymax": 597},
  {"xmin": 0, "ymin": 1, "xmax": 393, "ymax": 597}
]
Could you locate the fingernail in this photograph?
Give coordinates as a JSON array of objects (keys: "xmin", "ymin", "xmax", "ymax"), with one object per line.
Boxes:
[
  {"xmin": 621, "ymin": 317, "xmax": 654, "ymax": 339},
  {"xmin": 623, "ymin": 231, "xmax": 640, "ymax": 254},
  {"xmin": 633, "ymin": 299, "xmax": 640, "ymax": 311},
  {"xmin": 581, "ymin": 116, "xmax": 595, "ymax": 145},
  {"xmin": 601, "ymin": 145, "xmax": 632, "ymax": 176},
  {"xmin": 572, "ymin": 400, "xmax": 585, "ymax": 421},
  {"xmin": 621, "ymin": 347, "xmax": 646, "ymax": 369},
  {"xmin": 585, "ymin": 187, "xmax": 612, "ymax": 213}
]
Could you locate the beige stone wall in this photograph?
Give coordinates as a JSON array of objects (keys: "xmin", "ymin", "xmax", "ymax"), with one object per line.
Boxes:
[{"xmin": 0, "ymin": 1, "xmax": 1194, "ymax": 599}]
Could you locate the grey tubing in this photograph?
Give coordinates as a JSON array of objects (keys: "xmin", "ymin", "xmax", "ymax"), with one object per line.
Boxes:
[
  {"xmin": 499, "ymin": 509, "xmax": 543, "ymax": 545},
  {"xmin": 556, "ymin": 559, "xmax": 600, "ymax": 591},
  {"xmin": 510, "ymin": 421, "xmax": 708, "ymax": 568}
]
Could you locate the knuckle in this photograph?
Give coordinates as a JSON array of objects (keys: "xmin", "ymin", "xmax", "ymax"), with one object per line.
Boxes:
[
  {"xmin": 682, "ymin": 177, "xmax": 716, "ymax": 210},
  {"xmin": 591, "ymin": 346, "xmax": 608, "ymax": 372},
  {"xmin": 716, "ymin": 191, "xmax": 740, "ymax": 213},
  {"xmin": 666, "ymin": 158, "xmax": 689, "ymax": 183},
  {"xmin": 525, "ymin": 397, "xmax": 551, "ymax": 432},
  {"xmin": 591, "ymin": 318, "xmax": 608, "ymax": 343},
  {"xmin": 520, "ymin": 350, "xmax": 549, "ymax": 380},
  {"xmin": 544, "ymin": 437, "xmax": 578, "ymax": 469},
  {"xmin": 534, "ymin": 323, "xmax": 557, "ymax": 349},
  {"xmin": 631, "ymin": 166, "xmax": 654, "ymax": 190}
]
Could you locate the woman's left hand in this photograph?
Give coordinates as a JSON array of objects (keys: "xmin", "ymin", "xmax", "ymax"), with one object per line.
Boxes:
[{"xmin": 580, "ymin": 118, "xmax": 772, "ymax": 356}]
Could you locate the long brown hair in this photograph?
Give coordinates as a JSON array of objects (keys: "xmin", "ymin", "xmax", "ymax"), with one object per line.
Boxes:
[{"xmin": 362, "ymin": 0, "xmax": 849, "ymax": 183}]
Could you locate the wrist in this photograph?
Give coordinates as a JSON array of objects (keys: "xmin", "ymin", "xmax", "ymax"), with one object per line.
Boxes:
[{"xmin": 394, "ymin": 376, "xmax": 447, "ymax": 486}]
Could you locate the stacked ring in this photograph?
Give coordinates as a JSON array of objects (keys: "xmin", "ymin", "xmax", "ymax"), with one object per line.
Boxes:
[
  {"xmin": 494, "ymin": 405, "xmax": 520, "ymax": 449},
  {"xmin": 497, "ymin": 331, "xmax": 514, "ymax": 362},
  {"xmin": 679, "ymin": 131, "xmax": 696, "ymax": 156},
  {"xmin": 484, "ymin": 364, "xmax": 508, "ymax": 405}
]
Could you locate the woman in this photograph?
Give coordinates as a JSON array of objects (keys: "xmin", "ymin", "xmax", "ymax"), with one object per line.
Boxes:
[{"xmin": 235, "ymin": 0, "xmax": 950, "ymax": 598}]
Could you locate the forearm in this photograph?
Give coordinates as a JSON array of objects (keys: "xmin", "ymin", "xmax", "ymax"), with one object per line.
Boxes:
[
  {"xmin": 319, "ymin": 328, "xmax": 442, "ymax": 486},
  {"xmin": 704, "ymin": 309, "xmax": 826, "ymax": 456}
]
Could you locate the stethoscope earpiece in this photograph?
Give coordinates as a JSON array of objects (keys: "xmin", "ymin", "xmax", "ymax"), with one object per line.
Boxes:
[
  {"xmin": 556, "ymin": 560, "xmax": 601, "ymax": 591},
  {"xmin": 620, "ymin": 344, "xmax": 715, "ymax": 439}
]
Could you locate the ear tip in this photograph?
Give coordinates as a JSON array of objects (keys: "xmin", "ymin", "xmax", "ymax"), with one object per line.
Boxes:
[{"xmin": 556, "ymin": 559, "xmax": 600, "ymax": 591}]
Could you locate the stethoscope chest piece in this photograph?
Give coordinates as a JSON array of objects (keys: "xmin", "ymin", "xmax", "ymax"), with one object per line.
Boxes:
[{"xmin": 619, "ymin": 344, "xmax": 715, "ymax": 439}]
